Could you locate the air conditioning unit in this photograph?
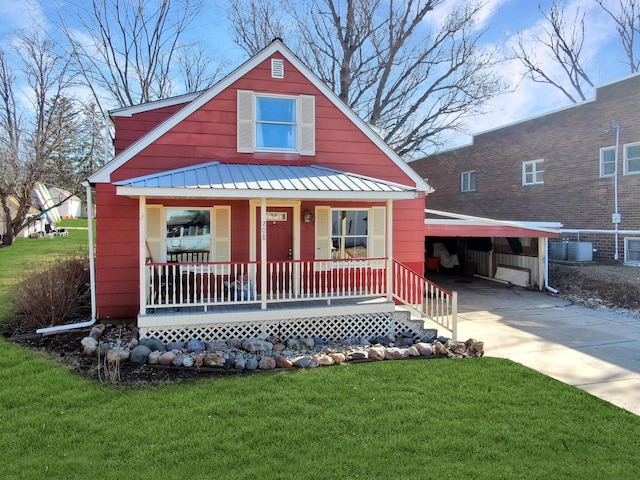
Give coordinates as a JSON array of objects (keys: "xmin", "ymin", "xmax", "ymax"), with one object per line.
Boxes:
[
  {"xmin": 567, "ymin": 241, "xmax": 593, "ymax": 262},
  {"xmin": 549, "ymin": 242, "xmax": 568, "ymax": 260}
]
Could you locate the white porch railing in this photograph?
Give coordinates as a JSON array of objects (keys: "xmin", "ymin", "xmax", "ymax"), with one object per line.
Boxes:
[
  {"xmin": 392, "ymin": 260, "xmax": 457, "ymax": 340},
  {"xmin": 144, "ymin": 258, "xmax": 387, "ymax": 312}
]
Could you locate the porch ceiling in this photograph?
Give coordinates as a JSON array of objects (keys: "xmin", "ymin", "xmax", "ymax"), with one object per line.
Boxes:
[{"xmin": 114, "ymin": 161, "xmax": 418, "ymax": 200}]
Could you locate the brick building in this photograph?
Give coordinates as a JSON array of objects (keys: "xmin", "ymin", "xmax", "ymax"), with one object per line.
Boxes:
[{"xmin": 411, "ymin": 74, "xmax": 640, "ymax": 265}]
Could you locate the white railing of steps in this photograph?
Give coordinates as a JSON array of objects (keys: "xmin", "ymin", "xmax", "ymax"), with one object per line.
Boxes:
[
  {"xmin": 144, "ymin": 258, "xmax": 388, "ymax": 313},
  {"xmin": 392, "ymin": 260, "xmax": 457, "ymax": 340}
]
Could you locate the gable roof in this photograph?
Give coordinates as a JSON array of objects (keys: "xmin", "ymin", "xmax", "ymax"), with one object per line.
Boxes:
[
  {"xmin": 114, "ymin": 161, "xmax": 418, "ymax": 200},
  {"xmin": 89, "ymin": 39, "xmax": 432, "ymax": 193}
]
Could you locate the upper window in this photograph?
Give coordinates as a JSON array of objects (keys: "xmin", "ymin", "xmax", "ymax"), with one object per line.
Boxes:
[
  {"xmin": 256, "ymin": 96, "xmax": 297, "ymax": 151},
  {"xmin": 522, "ymin": 159, "xmax": 544, "ymax": 185},
  {"xmin": 624, "ymin": 142, "xmax": 640, "ymax": 175},
  {"xmin": 237, "ymin": 90, "xmax": 315, "ymax": 155},
  {"xmin": 600, "ymin": 146, "xmax": 616, "ymax": 177},
  {"xmin": 461, "ymin": 171, "xmax": 476, "ymax": 192}
]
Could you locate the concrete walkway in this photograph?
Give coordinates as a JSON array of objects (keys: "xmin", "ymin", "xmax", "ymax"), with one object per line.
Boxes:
[{"xmin": 433, "ymin": 275, "xmax": 640, "ymax": 416}]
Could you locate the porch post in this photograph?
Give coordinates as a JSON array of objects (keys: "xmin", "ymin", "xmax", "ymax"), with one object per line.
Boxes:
[
  {"xmin": 538, "ymin": 236, "xmax": 547, "ymax": 291},
  {"xmin": 386, "ymin": 199, "xmax": 393, "ymax": 301},
  {"xmin": 139, "ymin": 196, "xmax": 147, "ymax": 315},
  {"xmin": 260, "ymin": 198, "xmax": 267, "ymax": 310}
]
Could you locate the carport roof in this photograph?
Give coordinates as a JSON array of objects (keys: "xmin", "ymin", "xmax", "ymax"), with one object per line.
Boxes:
[{"xmin": 425, "ymin": 209, "xmax": 562, "ymax": 238}]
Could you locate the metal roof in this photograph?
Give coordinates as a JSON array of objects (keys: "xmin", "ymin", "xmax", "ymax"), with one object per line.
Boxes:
[{"xmin": 114, "ymin": 161, "xmax": 418, "ymax": 200}]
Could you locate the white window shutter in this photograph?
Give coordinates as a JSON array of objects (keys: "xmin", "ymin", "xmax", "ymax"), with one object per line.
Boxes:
[
  {"xmin": 237, "ymin": 90, "xmax": 254, "ymax": 153},
  {"xmin": 145, "ymin": 205, "xmax": 163, "ymax": 263},
  {"xmin": 213, "ymin": 206, "xmax": 231, "ymax": 264},
  {"xmin": 298, "ymin": 95, "xmax": 315, "ymax": 156},
  {"xmin": 314, "ymin": 206, "xmax": 331, "ymax": 271},
  {"xmin": 369, "ymin": 207, "xmax": 386, "ymax": 268}
]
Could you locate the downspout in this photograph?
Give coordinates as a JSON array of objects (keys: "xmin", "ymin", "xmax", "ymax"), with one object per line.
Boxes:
[
  {"xmin": 37, "ymin": 181, "xmax": 97, "ymax": 334},
  {"xmin": 543, "ymin": 237, "xmax": 559, "ymax": 294}
]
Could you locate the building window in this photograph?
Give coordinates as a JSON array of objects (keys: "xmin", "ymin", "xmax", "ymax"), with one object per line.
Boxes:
[
  {"xmin": 625, "ymin": 238, "xmax": 640, "ymax": 265},
  {"xmin": 522, "ymin": 159, "xmax": 544, "ymax": 185},
  {"xmin": 624, "ymin": 142, "xmax": 640, "ymax": 174},
  {"xmin": 165, "ymin": 209, "xmax": 211, "ymax": 262},
  {"xmin": 461, "ymin": 171, "xmax": 476, "ymax": 192},
  {"xmin": 237, "ymin": 90, "xmax": 315, "ymax": 155},
  {"xmin": 331, "ymin": 210, "xmax": 369, "ymax": 259},
  {"xmin": 256, "ymin": 95, "xmax": 297, "ymax": 151},
  {"xmin": 600, "ymin": 146, "xmax": 616, "ymax": 177}
]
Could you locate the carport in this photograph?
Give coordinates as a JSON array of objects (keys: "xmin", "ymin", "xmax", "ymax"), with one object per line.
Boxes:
[{"xmin": 424, "ymin": 209, "xmax": 562, "ymax": 291}]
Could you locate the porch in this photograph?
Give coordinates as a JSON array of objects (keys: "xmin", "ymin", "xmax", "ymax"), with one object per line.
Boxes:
[{"xmin": 138, "ymin": 258, "xmax": 457, "ymax": 342}]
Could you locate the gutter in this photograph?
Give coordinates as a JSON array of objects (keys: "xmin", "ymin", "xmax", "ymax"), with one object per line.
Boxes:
[{"xmin": 36, "ymin": 181, "xmax": 97, "ymax": 335}]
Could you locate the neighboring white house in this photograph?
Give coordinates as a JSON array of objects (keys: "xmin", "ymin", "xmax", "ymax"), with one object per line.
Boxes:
[
  {"xmin": 0, "ymin": 196, "xmax": 47, "ymax": 240},
  {"xmin": 46, "ymin": 185, "xmax": 83, "ymax": 218}
]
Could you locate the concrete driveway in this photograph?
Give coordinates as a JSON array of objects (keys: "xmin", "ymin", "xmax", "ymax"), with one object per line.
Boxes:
[{"xmin": 432, "ymin": 274, "xmax": 640, "ymax": 416}]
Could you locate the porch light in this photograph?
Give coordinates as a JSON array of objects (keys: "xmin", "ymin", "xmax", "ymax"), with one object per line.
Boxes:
[{"xmin": 303, "ymin": 209, "xmax": 314, "ymax": 223}]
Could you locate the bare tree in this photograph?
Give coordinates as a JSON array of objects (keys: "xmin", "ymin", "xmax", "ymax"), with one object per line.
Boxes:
[
  {"xmin": 59, "ymin": 0, "xmax": 210, "ymax": 109},
  {"xmin": 226, "ymin": 0, "xmax": 292, "ymax": 55},
  {"xmin": 0, "ymin": 31, "xmax": 75, "ymax": 245},
  {"xmin": 512, "ymin": 1, "xmax": 594, "ymax": 103},
  {"xmin": 597, "ymin": 0, "xmax": 640, "ymax": 73},
  {"xmin": 227, "ymin": 0, "xmax": 505, "ymax": 156}
]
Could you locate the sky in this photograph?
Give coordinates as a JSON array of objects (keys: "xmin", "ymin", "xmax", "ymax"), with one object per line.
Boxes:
[{"xmin": 0, "ymin": 0, "xmax": 632, "ymax": 150}]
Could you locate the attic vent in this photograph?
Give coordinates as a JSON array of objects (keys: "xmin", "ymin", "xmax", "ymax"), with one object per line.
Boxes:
[{"xmin": 271, "ymin": 58, "xmax": 284, "ymax": 79}]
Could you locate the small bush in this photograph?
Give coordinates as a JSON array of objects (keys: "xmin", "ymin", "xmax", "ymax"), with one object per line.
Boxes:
[{"xmin": 14, "ymin": 256, "xmax": 90, "ymax": 331}]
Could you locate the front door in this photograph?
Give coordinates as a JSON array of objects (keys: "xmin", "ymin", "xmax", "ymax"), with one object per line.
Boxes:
[{"xmin": 257, "ymin": 207, "xmax": 294, "ymax": 296}]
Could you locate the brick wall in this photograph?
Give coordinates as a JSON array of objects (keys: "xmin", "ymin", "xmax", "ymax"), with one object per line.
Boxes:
[{"xmin": 411, "ymin": 75, "xmax": 640, "ymax": 263}]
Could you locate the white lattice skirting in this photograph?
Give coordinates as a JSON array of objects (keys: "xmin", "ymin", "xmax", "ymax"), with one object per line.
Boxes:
[{"xmin": 139, "ymin": 311, "xmax": 428, "ymax": 344}]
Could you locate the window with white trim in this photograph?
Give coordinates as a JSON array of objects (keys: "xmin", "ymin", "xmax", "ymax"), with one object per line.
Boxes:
[
  {"xmin": 315, "ymin": 206, "xmax": 385, "ymax": 263},
  {"xmin": 145, "ymin": 206, "xmax": 230, "ymax": 264},
  {"xmin": 600, "ymin": 146, "xmax": 616, "ymax": 177},
  {"xmin": 461, "ymin": 171, "xmax": 476, "ymax": 192},
  {"xmin": 625, "ymin": 237, "xmax": 640, "ymax": 265},
  {"xmin": 624, "ymin": 142, "xmax": 640, "ymax": 174},
  {"xmin": 522, "ymin": 159, "xmax": 544, "ymax": 185},
  {"xmin": 237, "ymin": 90, "xmax": 315, "ymax": 155}
]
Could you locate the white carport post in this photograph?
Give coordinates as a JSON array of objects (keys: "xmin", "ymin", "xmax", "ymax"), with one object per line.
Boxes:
[
  {"xmin": 537, "ymin": 236, "xmax": 547, "ymax": 291},
  {"xmin": 260, "ymin": 198, "xmax": 267, "ymax": 310},
  {"xmin": 386, "ymin": 199, "xmax": 393, "ymax": 301}
]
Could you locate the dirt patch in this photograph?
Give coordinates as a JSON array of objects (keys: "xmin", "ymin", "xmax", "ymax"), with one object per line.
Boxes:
[{"xmin": 549, "ymin": 263, "xmax": 640, "ymax": 313}]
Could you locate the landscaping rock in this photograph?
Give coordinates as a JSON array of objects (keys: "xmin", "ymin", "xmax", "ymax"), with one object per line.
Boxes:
[
  {"xmin": 172, "ymin": 353, "xmax": 184, "ymax": 367},
  {"xmin": 130, "ymin": 345, "xmax": 152, "ymax": 364},
  {"xmin": 329, "ymin": 353, "xmax": 346, "ymax": 364},
  {"xmin": 140, "ymin": 337, "xmax": 165, "ymax": 352},
  {"xmin": 187, "ymin": 339, "xmax": 206, "ymax": 352},
  {"xmin": 206, "ymin": 341, "xmax": 227, "ymax": 352},
  {"xmin": 203, "ymin": 354, "xmax": 225, "ymax": 368},
  {"xmin": 385, "ymin": 347, "xmax": 406, "ymax": 360},
  {"xmin": 226, "ymin": 338, "xmax": 243, "ymax": 349},
  {"xmin": 415, "ymin": 342, "xmax": 433, "ymax": 356},
  {"xmin": 408, "ymin": 346, "xmax": 420, "ymax": 357},
  {"xmin": 347, "ymin": 351, "xmax": 368, "ymax": 361},
  {"xmin": 158, "ymin": 351, "xmax": 176, "ymax": 366},
  {"xmin": 292, "ymin": 356, "xmax": 310, "ymax": 368},
  {"xmin": 242, "ymin": 339, "xmax": 273, "ymax": 353},
  {"xmin": 234, "ymin": 355, "xmax": 246, "ymax": 370},
  {"xmin": 81, "ymin": 336, "xmax": 99, "ymax": 356},
  {"xmin": 258, "ymin": 356, "xmax": 276, "ymax": 370},
  {"xmin": 88, "ymin": 324, "xmax": 105, "ymax": 340},
  {"xmin": 316, "ymin": 354, "xmax": 334, "ymax": 366},
  {"xmin": 275, "ymin": 355, "xmax": 293, "ymax": 368},
  {"xmin": 165, "ymin": 342, "xmax": 185, "ymax": 351},
  {"xmin": 106, "ymin": 347, "xmax": 130, "ymax": 363},
  {"xmin": 148, "ymin": 351, "xmax": 161, "ymax": 365},
  {"xmin": 245, "ymin": 357, "xmax": 259, "ymax": 371},
  {"xmin": 369, "ymin": 346, "xmax": 386, "ymax": 361}
]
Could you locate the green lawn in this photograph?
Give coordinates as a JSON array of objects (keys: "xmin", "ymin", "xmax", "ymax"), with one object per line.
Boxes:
[
  {"xmin": 0, "ymin": 219, "xmax": 90, "ymax": 323},
  {"xmin": 1, "ymin": 220, "xmax": 640, "ymax": 479}
]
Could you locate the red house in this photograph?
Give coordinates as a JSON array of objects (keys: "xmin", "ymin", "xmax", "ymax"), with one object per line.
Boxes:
[{"xmin": 87, "ymin": 40, "xmax": 456, "ymax": 343}]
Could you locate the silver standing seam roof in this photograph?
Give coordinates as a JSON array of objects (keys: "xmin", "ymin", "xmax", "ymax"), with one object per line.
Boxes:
[{"xmin": 114, "ymin": 161, "xmax": 418, "ymax": 200}]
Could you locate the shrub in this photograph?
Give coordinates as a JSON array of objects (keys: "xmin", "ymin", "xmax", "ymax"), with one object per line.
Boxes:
[{"xmin": 14, "ymin": 256, "xmax": 90, "ymax": 331}]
